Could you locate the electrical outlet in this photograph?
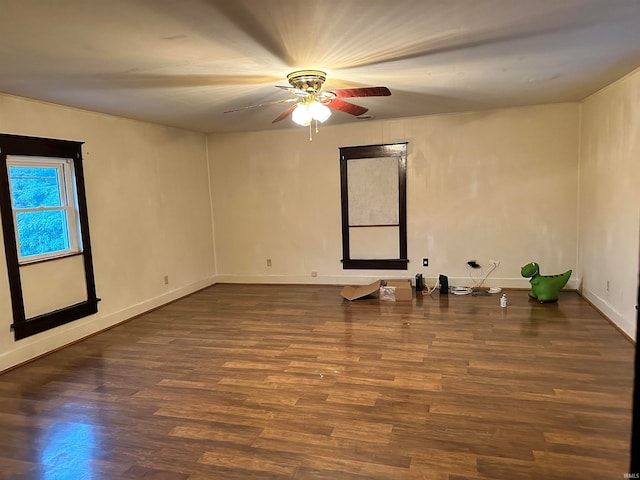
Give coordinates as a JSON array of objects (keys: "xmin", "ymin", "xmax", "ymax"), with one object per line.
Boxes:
[
  {"xmin": 606, "ymin": 279, "xmax": 610, "ymax": 292},
  {"xmin": 163, "ymin": 275, "xmax": 169, "ymax": 285},
  {"xmin": 423, "ymin": 258, "xmax": 429, "ymax": 267},
  {"xmin": 311, "ymin": 271, "xmax": 317, "ymax": 277},
  {"xmin": 490, "ymin": 259, "xmax": 500, "ymax": 267},
  {"xmin": 267, "ymin": 259, "xmax": 272, "ymax": 267}
]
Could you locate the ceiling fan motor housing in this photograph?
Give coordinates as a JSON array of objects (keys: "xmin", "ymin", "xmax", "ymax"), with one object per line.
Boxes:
[{"xmin": 287, "ymin": 70, "xmax": 326, "ymax": 93}]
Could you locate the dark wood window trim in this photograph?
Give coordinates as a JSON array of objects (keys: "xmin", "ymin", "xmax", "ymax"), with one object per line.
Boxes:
[
  {"xmin": 339, "ymin": 142, "xmax": 408, "ymax": 270},
  {"xmin": 0, "ymin": 133, "xmax": 99, "ymax": 340}
]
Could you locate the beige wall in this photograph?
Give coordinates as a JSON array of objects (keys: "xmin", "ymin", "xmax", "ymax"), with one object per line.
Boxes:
[
  {"xmin": 0, "ymin": 94, "xmax": 216, "ymax": 371},
  {"xmin": 208, "ymin": 103, "xmax": 580, "ymax": 290},
  {"xmin": 579, "ymin": 67, "xmax": 640, "ymax": 339}
]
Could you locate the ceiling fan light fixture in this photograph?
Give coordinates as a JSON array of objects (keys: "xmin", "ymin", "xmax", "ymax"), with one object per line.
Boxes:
[
  {"xmin": 292, "ymin": 103, "xmax": 312, "ymax": 126},
  {"xmin": 309, "ymin": 101, "xmax": 331, "ymax": 123}
]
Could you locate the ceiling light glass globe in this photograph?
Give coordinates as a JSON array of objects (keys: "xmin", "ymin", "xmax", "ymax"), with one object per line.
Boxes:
[
  {"xmin": 309, "ymin": 101, "xmax": 331, "ymax": 123},
  {"xmin": 292, "ymin": 103, "xmax": 312, "ymax": 126}
]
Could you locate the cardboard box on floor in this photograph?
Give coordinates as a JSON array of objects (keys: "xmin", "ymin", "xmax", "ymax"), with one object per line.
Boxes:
[
  {"xmin": 340, "ymin": 279, "xmax": 412, "ymax": 301},
  {"xmin": 384, "ymin": 280, "xmax": 413, "ymax": 301}
]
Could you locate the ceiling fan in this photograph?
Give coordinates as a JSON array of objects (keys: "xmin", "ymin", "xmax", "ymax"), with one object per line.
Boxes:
[{"xmin": 225, "ymin": 70, "xmax": 391, "ymax": 137}]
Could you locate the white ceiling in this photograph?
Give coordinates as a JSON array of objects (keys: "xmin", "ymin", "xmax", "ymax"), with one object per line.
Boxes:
[{"xmin": 2, "ymin": 0, "xmax": 640, "ymax": 134}]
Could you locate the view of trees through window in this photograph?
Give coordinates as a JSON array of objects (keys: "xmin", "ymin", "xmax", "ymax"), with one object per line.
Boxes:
[{"xmin": 9, "ymin": 165, "xmax": 71, "ymax": 258}]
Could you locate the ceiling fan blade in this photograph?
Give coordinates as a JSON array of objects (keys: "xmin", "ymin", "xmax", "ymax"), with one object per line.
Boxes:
[
  {"xmin": 272, "ymin": 104, "xmax": 297, "ymax": 123},
  {"xmin": 327, "ymin": 98, "xmax": 368, "ymax": 116},
  {"xmin": 275, "ymin": 85, "xmax": 309, "ymax": 96},
  {"xmin": 330, "ymin": 87, "xmax": 391, "ymax": 98},
  {"xmin": 224, "ymin": 97, "xmax": 296, "ymax": 114}
]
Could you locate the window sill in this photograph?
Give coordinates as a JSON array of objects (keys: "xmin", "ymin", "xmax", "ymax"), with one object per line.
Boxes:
[{"xmin": 19, "ymin": 251, "xmax": 83, "ymax": 267}]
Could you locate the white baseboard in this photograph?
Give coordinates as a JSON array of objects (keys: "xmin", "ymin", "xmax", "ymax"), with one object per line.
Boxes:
[
  {"xmin": 0, "ymin": 277, "xmax": 218, "ymax": 373},
  {"xmin": 214, "ymin": 274, "xmax": 578, "ymax": 291},
  {"xmin": 579, "ymin": 287, "xmax": 635, "ymax": 340}
]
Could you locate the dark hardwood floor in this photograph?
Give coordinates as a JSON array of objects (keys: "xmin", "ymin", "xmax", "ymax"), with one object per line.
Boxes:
[{"xmin": 0, "ymin": 285, "xmax": 634, "ymax": 479}]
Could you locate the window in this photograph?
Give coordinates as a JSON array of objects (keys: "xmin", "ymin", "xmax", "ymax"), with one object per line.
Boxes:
[
  {"xmin": 0, "ymin": 133, "xmax": 99, "ymax": 340},
  {"xmin": 7, "ymin": 156, "xmax": 81, "ymax": 264},
  {"xmin": 339, "ymin": 142, "xmax": 408, "ymax": 270}
]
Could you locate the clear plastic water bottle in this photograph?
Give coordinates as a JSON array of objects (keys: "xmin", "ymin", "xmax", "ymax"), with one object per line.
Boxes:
[{"xmin": 500, "ymin": 294, "xmax": 507, "ymax": 308}]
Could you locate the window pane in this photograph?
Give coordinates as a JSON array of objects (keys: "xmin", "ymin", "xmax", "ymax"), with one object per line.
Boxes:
[
  {"xmin": 347, "ymin": 156, "xmax": 399, "ymax": 225},
  {"xmin": 9, "ymin": 166, "xmax": 62, "ymax": 208},
  {"xmin": 16, "ymin": 210, "xmax": 70, "ymax": 258}
]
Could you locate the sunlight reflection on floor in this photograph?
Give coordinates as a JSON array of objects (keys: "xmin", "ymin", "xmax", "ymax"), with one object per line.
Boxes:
[{"xmin": 41, "ymin": 421, "xmax": 95, "ymax": 480}]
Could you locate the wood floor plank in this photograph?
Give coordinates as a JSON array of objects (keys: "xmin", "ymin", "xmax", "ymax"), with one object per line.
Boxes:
[
  {"xmin": 0, "ymin": 285, "xmax": 633, "ymax": 479},
  {"xmin": 197, "ymin": 449, "xmax": 297, "ymax": 476}
]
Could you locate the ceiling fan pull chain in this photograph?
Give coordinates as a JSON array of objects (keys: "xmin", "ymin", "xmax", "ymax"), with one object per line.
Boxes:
[{"xmin": 308, "ymin": 122, "xmax": 313, "ymax": 141}]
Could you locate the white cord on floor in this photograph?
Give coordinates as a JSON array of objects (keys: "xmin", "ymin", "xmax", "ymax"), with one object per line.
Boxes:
[
  {"xmin": 451, "ymin": 286, "xmax": 473, "ymax": 295},
  {"xmin": 466, "ymin": 262, "xmax": 498, "ymax": 289},
  {"xmin": 448, "ymin": 262, "xmax": 500, "ymax": 295},
  {"xmin": 421, "ymin": 277, "xmax": 440, "ymax": 295}
]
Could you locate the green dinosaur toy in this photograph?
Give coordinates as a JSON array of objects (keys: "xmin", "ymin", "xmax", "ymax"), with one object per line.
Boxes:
[{"xmin": 520, "ymin": 262, "xmax": 572, "ymax": 303}]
